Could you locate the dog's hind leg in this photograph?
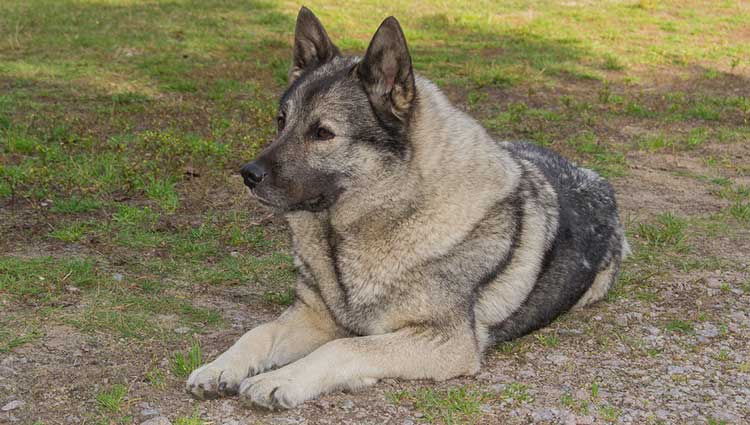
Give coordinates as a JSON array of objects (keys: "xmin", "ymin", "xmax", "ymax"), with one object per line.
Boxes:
[{"xmin": 238, "ymin": 323, "xmax": 481, "ymax": 409}]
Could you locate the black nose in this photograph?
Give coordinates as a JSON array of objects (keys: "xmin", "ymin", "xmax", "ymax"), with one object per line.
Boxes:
[{"xmin": 240, "ymin": 161, "xmax": 267, "ymax": 188}]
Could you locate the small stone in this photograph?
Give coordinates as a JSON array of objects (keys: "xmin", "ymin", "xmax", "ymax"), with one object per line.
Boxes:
[
  {"xmin": 340, "ymin": 399, "xmax": 354, "ymax": 410},
  {"xmin": 140, "ymin": 416, "xmax": 172, "ymax": 425},
  {"xmin": 65, "ymin": 415, "xmax": 81, "ymax": 424},
  {"xmin": 668, "ymin": 365, "xmax": 685, "ymax": 374},
  {"xmin": 532, "ymin": 408, "xmax": 556, "ymax": 421},
  {"xmin": 562, "ymin": 412, "xmax": 577, "ymax": 425},
  {"xmin": 697, "ymin": 324, "xmax": 719, "ymax": 338},
  {"xmin": 616, "ymin": 315, "xmax": 629, "ymax": 327},
  {"xmin": 706, "ymin": 277, "xmax": 722, "ymax": 289},
  {"xmin": 655, "ymin": 410, "xmax": 669, "ymax": 420},
  {"xmin": 414, "ymin": 412, "xmax": 424, "ymax": 418},
  {"xmin": 576, "ymin": 415, "xmax": 594, "ymax": 424},
  {"xmin": 480, "ymin": 404, "xmax": 493, "ymax": 414},
  {"xmin": 549, "ymin": 354, "xmax": 568, "ymax": 366},
  {"xmin": 230, "ymin": 251, "xmax": 240, "ymax": 257},
  {"xmin": 66, "ymin": 285, "xmax": 80, "ymax": 293},
  {"xmin": 174, "ymin": 327, "xmax": 191, "ymax": 334},
  {"xmin": 1, "ymin": 400, "xmax": 24, "ymax": 411},
  {"xmin": 141, "ymin": 407, "xmax": 160, "ymax": 418},
  {"xmin": 490, "ymin": 383, "xmax": 507, "ymax": 393},
  {"xmin": 113, "ymin": 273, "xmax": 124, "ymax": 282}
]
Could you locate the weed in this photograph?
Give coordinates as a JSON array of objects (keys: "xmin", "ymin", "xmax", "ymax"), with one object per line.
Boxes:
[
  {"xmin": 387, "ymin": 386, "xmax": 491, "ymax": 424},
  {"xmin": 636, "ymin": 213, "xmax": 690, "ymax": 253},
  {"xmin": 501, "ymin": 382, "xmax": 532, "ymax": 404},
  {"xmin": 172, "ymin": 339, "xmax": 203, "ymax": 377},
  {"xmin": 599, "ymin": 405, "xmax": 621, "ymax": 422},
  {"xmin": 51, "ymin": 197, "xmax": 103, "ymax": 214},
  {"xmin": 96, "ymin": 384, "xmax": 128, "ymax": 413},
  {"xmin": 263, "ymin": 288, "xmax": 295, "ymax": 306},
  {"xmin": 174, "ymin": 411, "xmax": 207, "ymax": 425},
  {"xmin": 665, "ymin": 319, "xmax": 694, "ymax": 334},
  {"xmin": 534, "ymin": 333, "xmax": 560, "ymax": 347},
  {"xmin": 146, "ymin": 368, "xmax": 166, "ymax": 390}
]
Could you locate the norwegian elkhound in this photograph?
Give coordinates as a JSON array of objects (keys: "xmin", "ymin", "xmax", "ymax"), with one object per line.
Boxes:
[{"xmin": 187, "ymin": 7, "xmax": 629, "ymax": 409}]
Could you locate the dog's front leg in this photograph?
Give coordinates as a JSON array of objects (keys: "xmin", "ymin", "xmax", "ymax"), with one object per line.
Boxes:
[
  {"xmin": 239, "ymin": 324, "xmax": 481, "ymax": 409},
  {"xmin": 186, "ymin": 292, "xmax": 342, "ymax": 399}
]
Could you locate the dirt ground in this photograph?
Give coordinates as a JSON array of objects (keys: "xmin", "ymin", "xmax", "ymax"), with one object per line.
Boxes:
[{"xmin": 2, "ymin": 1, "xmax": 750, "ymax": 424}]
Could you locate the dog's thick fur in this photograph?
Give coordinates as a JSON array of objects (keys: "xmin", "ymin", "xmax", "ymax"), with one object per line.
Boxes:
[{"xmin": 187, "ymin": 7, "xmax": 628, "ymax": 409}]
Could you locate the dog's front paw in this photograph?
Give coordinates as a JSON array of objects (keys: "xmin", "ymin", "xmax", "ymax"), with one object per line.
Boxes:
[
  {"xmin": 186, "ymin": 361, "xmax": 249, "ymax": 399},
  {"xmin": 238, "ymin": 367, "xmax": 314, "ymax": 409}
]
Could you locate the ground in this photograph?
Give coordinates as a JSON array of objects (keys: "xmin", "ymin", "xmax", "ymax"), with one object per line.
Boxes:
[{"xmin": 0, "ymin": 1, "xmax": 749, "ymax": 424}]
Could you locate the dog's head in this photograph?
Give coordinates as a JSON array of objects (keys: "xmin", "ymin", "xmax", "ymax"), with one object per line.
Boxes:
[{"xmin": 240, "ymin": 7, "xmax": 416, "ymax": 212}]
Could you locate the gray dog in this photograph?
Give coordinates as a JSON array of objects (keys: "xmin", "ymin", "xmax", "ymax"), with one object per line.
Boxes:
[{"xmin": 187, "ymin": 7, "xmax": 629, "ymax": 409}]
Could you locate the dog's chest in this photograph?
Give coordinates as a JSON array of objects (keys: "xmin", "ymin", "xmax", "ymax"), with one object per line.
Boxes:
[{"xmin": 287, "ymin": 214, "xmax": 404, "ymax": 334}]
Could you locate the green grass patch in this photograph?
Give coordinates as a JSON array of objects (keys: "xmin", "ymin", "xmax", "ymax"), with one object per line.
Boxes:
[
  {"xmin": 636, "ymin": 212, "xmax": 690, "ymax": 253},
  {"xmin": 263, "ymin": 288, "xmax": 295, "ymax": 306},
  {"xmin": 96, "ymin": 384, "xmax": 128, "ymax": 413},
  {"xmin": 665, "ymin": 319, "xmax": 694, "ymax": 334},
  {"xmin": 387, "ymin": 386, "xmax": 492, "ymax": 424},
  {"xmin": 171, "ymin": 339, "xmax": 203, "ymax": 378},
  {"xmin": 48, "ymin": 221, "xmax": 93, "ymax": 243},
  {"xmin": 500, "ymin": 382, "xmax": 532, "ymax": 404},
  {"xmin": 0, "ymin": 256, "xmax": 99, "ymax": 303},
  {"xmin": 51, "ymin": 196, "xmax": 104, "ymax": 214}
]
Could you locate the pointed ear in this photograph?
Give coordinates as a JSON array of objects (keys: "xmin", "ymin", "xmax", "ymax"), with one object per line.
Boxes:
[
  {"xmin": 357, "ymin": 16, "xmax": 416, "ymax": 125},
  {"xmin": 289, "ymin": 7, "xmax": 340, "ymax": 84}
]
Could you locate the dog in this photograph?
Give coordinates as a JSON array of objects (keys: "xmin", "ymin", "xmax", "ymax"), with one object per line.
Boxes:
[{"xmin": 186, "ymin": 7, "xmax": 628, "ymax": 409}]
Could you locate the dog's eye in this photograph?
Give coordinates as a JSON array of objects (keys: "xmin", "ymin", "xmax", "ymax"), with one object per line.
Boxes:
[
  {"xmin": 314, "ymin": 126, "xmax": 335, "ymax": 141},
  {"xmin": 277, "ymin": 115, "xmax": 286, "ymax": 132}
]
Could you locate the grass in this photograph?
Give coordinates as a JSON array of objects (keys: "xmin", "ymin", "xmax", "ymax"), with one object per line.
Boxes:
[
  {"xmin": 171, "ymin": 339, "xmax": 203, "ymax": 377},
  {"xmin": 665, "ymin": 319, "xmax": 694, "ymax": 334},
  {"xmin": 386, "ymin": 386, "xmax": 492, "ymax": 424},
  {"xmin": 96, "ymin": 384, "xmax": 128, "ymax": 413},
  {"xmin": 500, "ymin": 382, "xmax": 532, "ymax": 404},
  {"xmin": 636, "ymin": 212, "xmax": 690, "ymax": 254},
  {"xmin": 1, "ymin": 0, "xmax": 749, "ymax": 421},
  {"xmin": 174, "ymin": 412, "xmax": 208, "ymax": 425}
]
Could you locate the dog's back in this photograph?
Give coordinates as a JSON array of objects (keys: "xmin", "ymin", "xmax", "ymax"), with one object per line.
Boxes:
[{"xmin": 484, "ymin": 142, "xmax": 626, "ymax": 343}]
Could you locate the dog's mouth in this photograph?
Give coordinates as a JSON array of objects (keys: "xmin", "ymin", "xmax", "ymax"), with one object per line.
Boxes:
[{"xmin": 247, "ymin": 188, "xmax": 333, "ymax": 213}]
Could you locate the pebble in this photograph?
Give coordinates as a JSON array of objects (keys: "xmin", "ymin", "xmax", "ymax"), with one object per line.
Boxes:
[
  {"xmin": 549, "ymin": 354, "xmax": 568, "ymax": 366},
  {"xmin": 490, "ymin": 383, "xmax": 507, "ymax": 393},
  {"xmin": 141, "ymin": 407, "xmax": 160, "ymax": 418},
  {"xmin": 697, "ymin": 324, "xmax": 719, "ymax": 338},
  {"xmin": 667, "ymin": 365, "xmax": 685, "ymax": 374},
  {"xmin": 141, "ymin": 417, "xmax": 172, "ymax": 425},
  {"xmin": 706, "ymin": 277, "xmax": 722, "ymax": 289},
  {"xmin": 532, "ymin": 408, "xmax": 556, "ymax": 421},
  {"xmin": 340, "ymin": 399, "xmax": 354, "ymax": 410},
  {"xmin": 113, "ymin": 273, "xmax": 124, "ymax": 282},
  {"xmin": 174, "ymin": 326, "xmax": 191, "ymax": 334},
  {"xmin": 576, "ymin": 415, "xmax": 594, "ymax": 424},
  {"xmin": 1, "ymin": 400, "xmax": 24, "ymax": 411}
]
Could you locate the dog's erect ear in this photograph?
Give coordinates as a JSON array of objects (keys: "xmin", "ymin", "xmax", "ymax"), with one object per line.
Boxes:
[
  {"xmin": 289, "ymin": 7, "xmax": 340, "ymax": 84},
  {"xmin": 357, "ymin": 16, "xmax": 416, "ymax": 126}
]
